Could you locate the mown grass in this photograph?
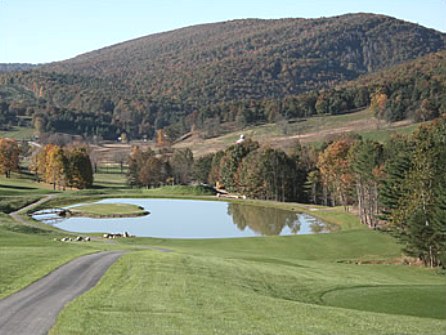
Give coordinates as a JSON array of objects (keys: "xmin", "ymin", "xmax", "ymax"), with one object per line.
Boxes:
[
  {"xmin": 1, "ymin": 176, "xmax": 445, "ymax": 334},
  {"xmin": 360, "ymin": 123, "xmax": 420, "ymax": 142},
  {"xmin": 322, "ymin": 284, "xmax": 446, "ymax": 319},
  {"xmin": 0, "ymin": 126, "xmax": 35, "ymax": 140},
  {"xmin": 70, "ymin": 203, "xmax": 148, "ymax": 217},
  {"xmin": 93, "ymin": 172, "xmax": 127, "ymax": 189},
  {"xmin": 0, "ymin": 213, "xmax": 97, "ymax": 299},
  {"xmin": 51, "ymin": 250, "xmax": 446, "ymax": 335},
  {"xmin": 225, "ymin": 109, "xmax": 374, "ymax": 141},
  {"xmin": 0, "ymin": 175, "xmax": 56, "ymax": 195},
  {"xmin": 50, "ymin": 202, "xmax": 445, "ymax": 334},
  {"xmin": 0, "ymin": 195, "xmax": 42, "ymax": 213}
]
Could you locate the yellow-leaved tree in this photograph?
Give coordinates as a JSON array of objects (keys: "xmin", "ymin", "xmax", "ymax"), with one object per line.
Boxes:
[{"xmin": 0, "ymin": 138, "xmax": 20, "ymax": 178}]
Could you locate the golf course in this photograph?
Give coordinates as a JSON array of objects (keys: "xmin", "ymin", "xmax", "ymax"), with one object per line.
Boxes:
[{"xmin": 0, "ymin": 175, "xmax": 445, "ymax": 335}]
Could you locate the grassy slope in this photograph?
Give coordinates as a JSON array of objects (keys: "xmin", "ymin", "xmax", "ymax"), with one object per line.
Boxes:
[
  {"xmin": 0, "ymin": 126, "xmax": 35, "ymax": 140},
  {"xmin": 0, "ymin": 213, "xmax": 97, "ymax": 299},
  {"xmin": 51, "ymin": 205, "xmax": 445, "ymax": 334},
  {"xmin": 51, "ymin": 238, "xmax": 445, "ymax": 335},
  {"xmin": 1, "ymin": 176, "xmax": 445, "ymax": 334},
  {"xmin": 175, "ymin": 109, "xmax": 422, "ymax": 156}
]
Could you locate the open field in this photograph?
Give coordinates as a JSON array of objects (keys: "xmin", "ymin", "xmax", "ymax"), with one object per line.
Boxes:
[
  {"xmin": 0, "ymin": 177, "xmax": 445, "ymax": 334},
  {"xmin": 0, "ymin": 110, "xmax": 423, "ymax": 161},
  {"xmin": 0, "ymin": 126, "xmax": 35, "ymax": 140},
  {"xmin": 91, "ymin": 172, "xmax": 127, "ymax": 189},
  {"xmin": 170, "ymin": 109, "xmax": 422, "ymax": 156}
]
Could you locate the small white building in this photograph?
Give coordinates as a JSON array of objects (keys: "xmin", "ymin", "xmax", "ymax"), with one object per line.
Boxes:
[{"xmin": 236, "ymin": 134, "xmax": 245, "ymax": 144}]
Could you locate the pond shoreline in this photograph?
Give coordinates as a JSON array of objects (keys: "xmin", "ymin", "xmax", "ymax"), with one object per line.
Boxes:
[
  {"xmin": 65, "ymin": 209, "xmax": 150, "ymax": 219},
  {"xmin": 33, "ymin": 198, "xmax": 335, "ymax": 238}
]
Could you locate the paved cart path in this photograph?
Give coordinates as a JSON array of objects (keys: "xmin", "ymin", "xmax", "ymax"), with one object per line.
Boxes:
[
  {"xmin": 9, "ymin": 194, "xmax": 57, "ymax": 225},
  {"xmin": 0, "ymin": 251, "xmax": 124, "ymax": 335}
]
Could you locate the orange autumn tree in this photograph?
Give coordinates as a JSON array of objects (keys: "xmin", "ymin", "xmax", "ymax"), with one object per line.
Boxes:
[
  {"xmin": 32, "ymin": 144, "xmax": 93, "ymax": 189},
  {"xmin": 64, "ymin": 147, "xmax": 93, "ymax": 189},
  {"xmin": 317, "ymin": 139, "xmax": 354, "ymax": 209},
  {"xmin": 0, "ymin": 138, "xmax": 20, "ymax": 178},
  {"xmin": 43, "ymin": 144, "xmax": 66, "ymax": 190}
]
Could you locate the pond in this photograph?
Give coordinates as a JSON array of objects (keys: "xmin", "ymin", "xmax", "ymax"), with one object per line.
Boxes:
[{"xmin": 32, "ymin": 198, "xmax": 336, "ymax": 239}]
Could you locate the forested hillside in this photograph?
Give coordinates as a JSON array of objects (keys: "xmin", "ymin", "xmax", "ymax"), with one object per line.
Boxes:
[
  {"xmin": 0, "ymin": 64, "xmax": 37, "ymax": 73},
  {"xmin": 0, "ymin": 13, "xmax": 444, "ymax": 140}
]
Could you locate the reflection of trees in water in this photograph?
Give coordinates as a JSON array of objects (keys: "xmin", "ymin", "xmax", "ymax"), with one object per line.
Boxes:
[
  {"xmin": 227, "ymin": 203, "xmax": 301, "ymax": 236},
  {"xmin": 301, "ymin": 213, "xmax": 336, "ymax": 233}
]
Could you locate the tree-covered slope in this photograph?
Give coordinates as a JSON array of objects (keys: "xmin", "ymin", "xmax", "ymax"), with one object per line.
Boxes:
[
  {"xmin": 44, "ymin": 13, "xmax": 445, "ymax": 102},
  {"xmin": 0, "ymin": 13, "xmax": 444, "ymax": 140},
  {"xmin": 0, "ymin": 64, "xmax": 37, "ymax": 73}
]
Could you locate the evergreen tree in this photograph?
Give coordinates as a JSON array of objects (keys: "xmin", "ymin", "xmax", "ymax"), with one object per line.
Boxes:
[
  {"xmin": 170, "ymin": 148, "xmax": 194, "ymax": 185},
  {"xmin": 380, "ymin": 117, "xmax": 446, "ymax": 267},
  {"xmin": 349, "ymin": 140, "xmax": 384, "ymax": 228},
  {"xmin": 193, "ymin": 153, "xmax": 214, "ymax": 184},
  {"xmin": 238, "ymin": 147, "xmax": 298, "ymax": 202},
  {"xmin": 219, "ymin": 139, "xmax": 259, "ymax": 192}
]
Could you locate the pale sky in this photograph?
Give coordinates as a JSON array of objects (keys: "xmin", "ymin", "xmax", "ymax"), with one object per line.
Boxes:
[{"xmin": 1, "ymin": 0, "xmax": 445, "ymax": 64}]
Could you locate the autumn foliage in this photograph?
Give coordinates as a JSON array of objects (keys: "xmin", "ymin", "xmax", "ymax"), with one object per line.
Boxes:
[
  {"xmin": 0, "ymin": 138, "xmax": 20, "ymax": 178},
  {"xmin": 31, "ymin": 144, "xmax": 93, "ymax": 189}
]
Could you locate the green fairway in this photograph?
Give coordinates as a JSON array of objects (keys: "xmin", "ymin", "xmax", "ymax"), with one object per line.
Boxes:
[
  {"xmin": 93, "ymin": 173, "xmax": 127, "ymax": 189},
  {"xmin": 359, "ymin": 123, "xmax": 421, "ymax": 142},
  {"xmin": 322, "ymin": 284, "xmax": 446, "ymax": 319},
  {"xmin": 0, "ymin": 175, "xmax": 57, "ymax": 213},
  {"xmin": 0, "ymin": 213, "xmax": 96, "ymax": 299},
  {"xmin": 0, "ymin": 178, "xmax": 445, "ymax": 334},
  {"xmin": 0, "ymin": 175, "xmax": 55, "ymax": 196},
  {"xmin": 50, "ymin": 206, "xmax": 445, "ymax": 334},
  {"xmin": 50, "ymin": 250, "xmax": 446, "ymax": 335},
  {"xmin": 0, "ymin": 126, "xmax": 35, "ymax": 140}
]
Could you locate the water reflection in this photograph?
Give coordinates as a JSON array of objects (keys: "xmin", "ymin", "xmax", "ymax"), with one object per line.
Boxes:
[
  {"xmin": 228, "ymin": 203, "xmax": 300, "ymax": 235},
  {"xmin": 30, "ymin": 213, "xmax": 66, "ymax": 225},
  {"xmin": 32, "ymin": 198, "xmax": 336, "ymax": 238},
  {"xmin": 227, "ymin": 203, "xmax": 335, "ymax": 236}
]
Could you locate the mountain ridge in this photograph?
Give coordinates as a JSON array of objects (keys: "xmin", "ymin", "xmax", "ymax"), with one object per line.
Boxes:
[{"xmin": 0, "ymin": 13, "xmax": 445, "ymax": 140}]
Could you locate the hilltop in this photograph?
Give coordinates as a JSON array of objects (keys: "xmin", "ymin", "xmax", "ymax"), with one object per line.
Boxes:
[
  {"xmin": 0, "ymin": 13, "xmax": 445, "ymax": 140},
  {"xmin": 0, "ymin": 64, "xmax": 37, "ymax": 73}
]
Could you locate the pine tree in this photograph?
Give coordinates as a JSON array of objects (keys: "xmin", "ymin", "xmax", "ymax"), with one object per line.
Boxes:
[
  {"xmin": 219, "ymin": 139, "xmax": 259, "ymax": 192},
  {"xmin": 350, "ymin": 140, "xmax": 384, "ymax": 228},
  {"xmin": 380, "ymin": 117, "xmax": 446, "ymax": 267}
]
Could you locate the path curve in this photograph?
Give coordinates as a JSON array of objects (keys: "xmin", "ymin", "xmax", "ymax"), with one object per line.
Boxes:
[
  {"xmin": 9, "ymin": 194, "xmax": 57, "ymax": 225},
  {"xmin": 0, "ymin": 251, "xmax": 124, "ymax": 335}
]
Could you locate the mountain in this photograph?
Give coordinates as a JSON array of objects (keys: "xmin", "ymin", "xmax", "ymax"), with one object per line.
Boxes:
[
  {"xmin": 0, "ymin": 64, "xmax": 38, "ymax": 73},
  {"xmin": 44, "ymin": 13, "xmax": 445, "ymax": 100},
  {"xmin": 261, "ymin": 50, "xmax": 446, "ymax": 123},
  {"xmin": 0, "ymin": 13, "xmax": 445, "ymax": 140}
]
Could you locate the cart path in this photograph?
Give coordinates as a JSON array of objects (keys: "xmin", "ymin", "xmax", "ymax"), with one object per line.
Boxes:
[
  {"xmin": 9, "ymin": 194, "xmax": 57, "ymax": 225},
  {"xmin": 0, "ymin": 251, "xmax": 124, "ymax": 335}
]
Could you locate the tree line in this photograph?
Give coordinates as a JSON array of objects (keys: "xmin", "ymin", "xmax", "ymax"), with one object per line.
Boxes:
[
  {"xmin": 30, "ymin": 144, "xmax": 94, "ymax": 189},
  {"xmin": 127, "ymin": 147, "xmax": 194, "ymax": 188},
  {"xmin": 185, "ymin": 118, "xmax": 445, "ymax": 267},
  {"xmin": 0, "ymin": 137, "xmax": 92, "ymax": 190}
]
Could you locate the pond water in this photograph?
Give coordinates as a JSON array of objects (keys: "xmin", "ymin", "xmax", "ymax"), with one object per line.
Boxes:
[{"xmin": 32, "ymin": 198, "xmax": 336, "ymax": 239}]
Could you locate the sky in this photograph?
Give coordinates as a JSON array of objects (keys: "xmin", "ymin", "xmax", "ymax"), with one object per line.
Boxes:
[{"xmin": 1, "ymin": 0, "xmax": 445, "ymax": 64}]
